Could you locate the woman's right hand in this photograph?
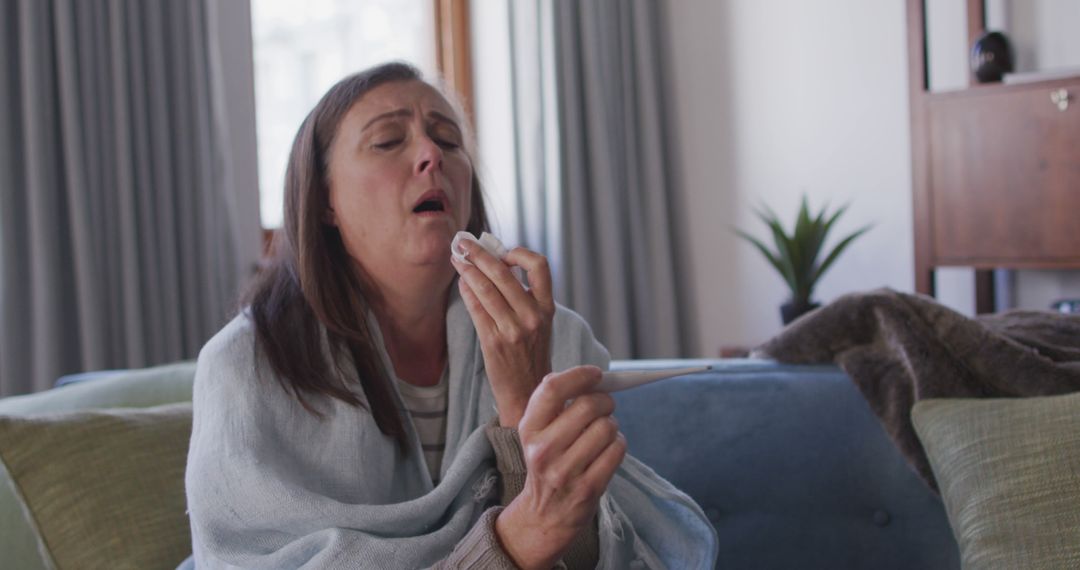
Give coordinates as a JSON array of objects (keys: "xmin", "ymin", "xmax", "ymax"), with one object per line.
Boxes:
[{"xmin": 494, "ymin": 366, "xmax": 627, "ymax": 570}]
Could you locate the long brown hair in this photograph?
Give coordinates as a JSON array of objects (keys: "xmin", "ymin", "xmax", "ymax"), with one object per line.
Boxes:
[{"xmin": 245, "ymin": 62, "xmax": 490, "ymax": 451}]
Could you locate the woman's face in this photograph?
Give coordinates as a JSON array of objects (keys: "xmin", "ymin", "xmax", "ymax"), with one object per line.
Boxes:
[{"xmin": 326, "ymin": 80, "xmax": 472, "ymax": 284}]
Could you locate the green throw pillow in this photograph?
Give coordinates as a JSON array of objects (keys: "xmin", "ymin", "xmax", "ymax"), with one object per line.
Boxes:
[
  {"xmin": 912, "ymin": 393, "xmax": 1080, "ymax": 569},
  {"xmin": 0, "ymin": 403, "xmax": 193, "ymax": 570}
]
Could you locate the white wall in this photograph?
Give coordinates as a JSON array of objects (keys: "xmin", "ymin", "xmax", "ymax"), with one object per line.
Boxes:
[
  {"xmin": 926, "ymin": 0, "xmax": 969, "ymax": 92},
  {"xmin": 661, "ymin": 0, "xmax": 916, "ymax": 355},
  {"xmin": 987, "ymin": 0, "xmax": 1080, "ymax": 74}
]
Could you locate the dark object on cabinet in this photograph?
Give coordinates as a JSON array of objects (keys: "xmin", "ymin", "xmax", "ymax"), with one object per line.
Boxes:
[
  {"xmin": 906, "ymin": 0, "xmax": 1080, "ymax": 313},
  {"xmin": 970, "ymin": 31, "xmax": 1013, "ymax": 83}
]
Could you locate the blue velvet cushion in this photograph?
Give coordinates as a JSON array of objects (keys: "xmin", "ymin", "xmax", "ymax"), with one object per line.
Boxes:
[{"xmin": 610, "ymin": 359, "xmax": 959, "ymax": 570}]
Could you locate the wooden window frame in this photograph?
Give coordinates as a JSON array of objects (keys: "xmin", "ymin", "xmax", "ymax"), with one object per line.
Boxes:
[{"xmin": 434, "ymin": 0, "xmax": 474, "ymax": 123}]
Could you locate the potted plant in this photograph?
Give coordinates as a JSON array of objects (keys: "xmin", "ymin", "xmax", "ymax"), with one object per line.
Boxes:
[{"xmin": 736, "ymin": 196, "xmax": 872, "ymax": 325}]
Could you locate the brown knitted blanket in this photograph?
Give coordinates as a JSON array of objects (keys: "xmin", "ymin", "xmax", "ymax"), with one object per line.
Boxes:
[{"xmin": 752, "ymin": 288, "xmax": 1080, "ymax": 492}]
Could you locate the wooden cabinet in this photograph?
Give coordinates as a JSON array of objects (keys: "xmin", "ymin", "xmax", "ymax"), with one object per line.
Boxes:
[
  {"xmin": 907, "ymin": 1, "xmax": 1080, "ymax": 311},
  {"xmin": 928, "ymin": 79, "xmax": 1080, "ymax": 264}
]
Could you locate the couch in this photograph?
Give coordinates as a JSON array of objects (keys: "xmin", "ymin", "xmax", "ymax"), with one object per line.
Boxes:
[{"xmin": 0, "ymin": 359, "xmax": 960, "ymax": 569}]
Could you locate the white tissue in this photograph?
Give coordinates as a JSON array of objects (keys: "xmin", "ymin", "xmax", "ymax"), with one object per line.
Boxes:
[{"xmin": 451, "ymin": 231, "xmax": 509, "ymax": 265}]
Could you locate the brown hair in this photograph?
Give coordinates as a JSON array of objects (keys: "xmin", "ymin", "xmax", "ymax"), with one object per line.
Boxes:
[{"xmin": 245, "ymin": 62, "xmax": 490, "ymax": 451}]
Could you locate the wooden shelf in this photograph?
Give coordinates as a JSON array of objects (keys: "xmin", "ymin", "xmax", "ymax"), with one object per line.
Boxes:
[
  {"xmin": 925, "ymin": 76, "xmax": 1080, "ymax": 100},
  {"xmin": 906, "ymin": 0, "xmax": 1080, "ymax": 312}
]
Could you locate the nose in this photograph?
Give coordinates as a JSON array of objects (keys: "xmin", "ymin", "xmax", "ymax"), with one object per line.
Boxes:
[{"xmin": 414, "ymin": 136, "xmax": 443, "ymax": 176}]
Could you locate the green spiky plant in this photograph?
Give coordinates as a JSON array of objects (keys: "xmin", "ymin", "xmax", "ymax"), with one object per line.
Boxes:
[{"xmin": 736, "ymin": 196, "xmax": 871, "ymax": 321}]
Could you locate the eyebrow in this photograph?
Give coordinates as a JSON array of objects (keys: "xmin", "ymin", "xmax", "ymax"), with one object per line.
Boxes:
[{"xmin": 361, "ymin": 109, "xmax": 461, "ymax": 134}]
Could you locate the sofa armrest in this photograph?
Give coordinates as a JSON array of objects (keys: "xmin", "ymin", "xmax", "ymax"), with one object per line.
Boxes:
[{"xmin": 0, "ymin": 361, "xmax": 196, "ymax": 416}]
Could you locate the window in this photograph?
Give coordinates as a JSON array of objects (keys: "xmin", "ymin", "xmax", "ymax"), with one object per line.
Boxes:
[{"xmin": 251, "ymin": 0, "xmax": 436, "ymax": 228}]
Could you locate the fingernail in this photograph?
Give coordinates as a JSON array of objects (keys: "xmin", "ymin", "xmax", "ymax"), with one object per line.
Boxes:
[{"xmin": 454, "ymin": 243, "xmax": 470, "ymax": 261}]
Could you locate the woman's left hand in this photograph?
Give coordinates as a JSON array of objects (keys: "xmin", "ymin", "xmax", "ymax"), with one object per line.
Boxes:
[{"xmin": 451, "ymin": 240, "xmax": 555, "ymax": 427}]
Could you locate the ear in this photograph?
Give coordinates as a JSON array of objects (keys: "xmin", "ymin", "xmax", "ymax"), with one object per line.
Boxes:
[{"xmin": 323, "ymin": 206, "xmax": 337, "ymax": 227}]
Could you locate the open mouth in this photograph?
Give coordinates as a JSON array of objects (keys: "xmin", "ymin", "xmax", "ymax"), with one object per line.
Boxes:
[
  {"xmin": 413, "ymin": 200, "xmax": 445, "ymax": 213},
  {"xmin": 412, "ymin": 190, "xmax": 449, "ymax": 214}
]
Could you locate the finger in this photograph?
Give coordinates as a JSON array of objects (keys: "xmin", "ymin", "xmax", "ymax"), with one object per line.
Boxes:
[
  {"xmin": 538, "ymin": 392, "xmax": 616, "ymax": 454},
  {"xmin": 452, "ymin": 254, "xmax": 521, "ymax": 333},
  {"xmin": 580, "ymin": 432, "xmax": 627, "ymax": 489},
  {"xmin": 456, "ymin": 276, "xmax": 496, "ymax": 337},
  {"xmin": 502, "ymin": 247, "xmax": 554, "ymax": 313},
  {"xmin": 549, "ymin": 415, "xmax": 620, "ymax": 480},
  {"xmin": 521, "ymin": 393, "xmax": 615, "ymax": 465},
  {"xmin": 519, "ymin": 366, "xmax": 603, "ymax": 434},
  {"xmin": 459, "ymin": 240, "xmax": 539, "ymax": 319}
]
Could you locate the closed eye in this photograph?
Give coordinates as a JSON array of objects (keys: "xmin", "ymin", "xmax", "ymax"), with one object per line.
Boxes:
[{"xmin": 373, "ymin": 139, "xmax": 403, "ymax": 150}]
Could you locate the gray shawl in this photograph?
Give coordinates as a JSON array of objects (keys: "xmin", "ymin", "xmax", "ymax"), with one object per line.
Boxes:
[{"xmin": 185, "ymin": 290, "xmax": 717, "ymax": 568}]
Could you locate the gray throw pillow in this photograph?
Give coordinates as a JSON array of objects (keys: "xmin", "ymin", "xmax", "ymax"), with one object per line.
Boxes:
[
  {"xmin": 0, "ymin": 403, "xmax": 193, "ymax": 570},
  {"xmin": 912, "ymin": 393, "xmax": 1080, "ymax": 569}
]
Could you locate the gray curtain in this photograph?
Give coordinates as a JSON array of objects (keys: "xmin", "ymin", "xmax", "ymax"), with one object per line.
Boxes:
[
  {"xmin": 507, "ymin": 0, "xmax": 685, "ymax": 358},
  {"xmin": 0, "ymin": 0, "xmax": 242, "ymax": 396}
]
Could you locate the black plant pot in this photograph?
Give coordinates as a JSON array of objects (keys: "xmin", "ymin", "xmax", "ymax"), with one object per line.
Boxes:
[{"xmin": 780, "ymin": 300, "xmax": 820, "ymax": 325}]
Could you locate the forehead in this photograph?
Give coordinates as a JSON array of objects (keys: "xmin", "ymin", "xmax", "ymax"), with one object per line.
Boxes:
[{"xmin": 346, "ymin": 79, "xmax": 458, "ymax": 124}]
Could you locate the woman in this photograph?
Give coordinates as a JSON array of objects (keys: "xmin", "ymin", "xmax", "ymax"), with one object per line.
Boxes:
[{"xmin": 185, "ymin": 62, "xmax": 716, "ymax": 569}]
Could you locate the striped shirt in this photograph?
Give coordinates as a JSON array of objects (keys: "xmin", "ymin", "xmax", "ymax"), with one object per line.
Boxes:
[{"xmin": 396, "ymin": 368, "xmax": 449, "ymax": 484}]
